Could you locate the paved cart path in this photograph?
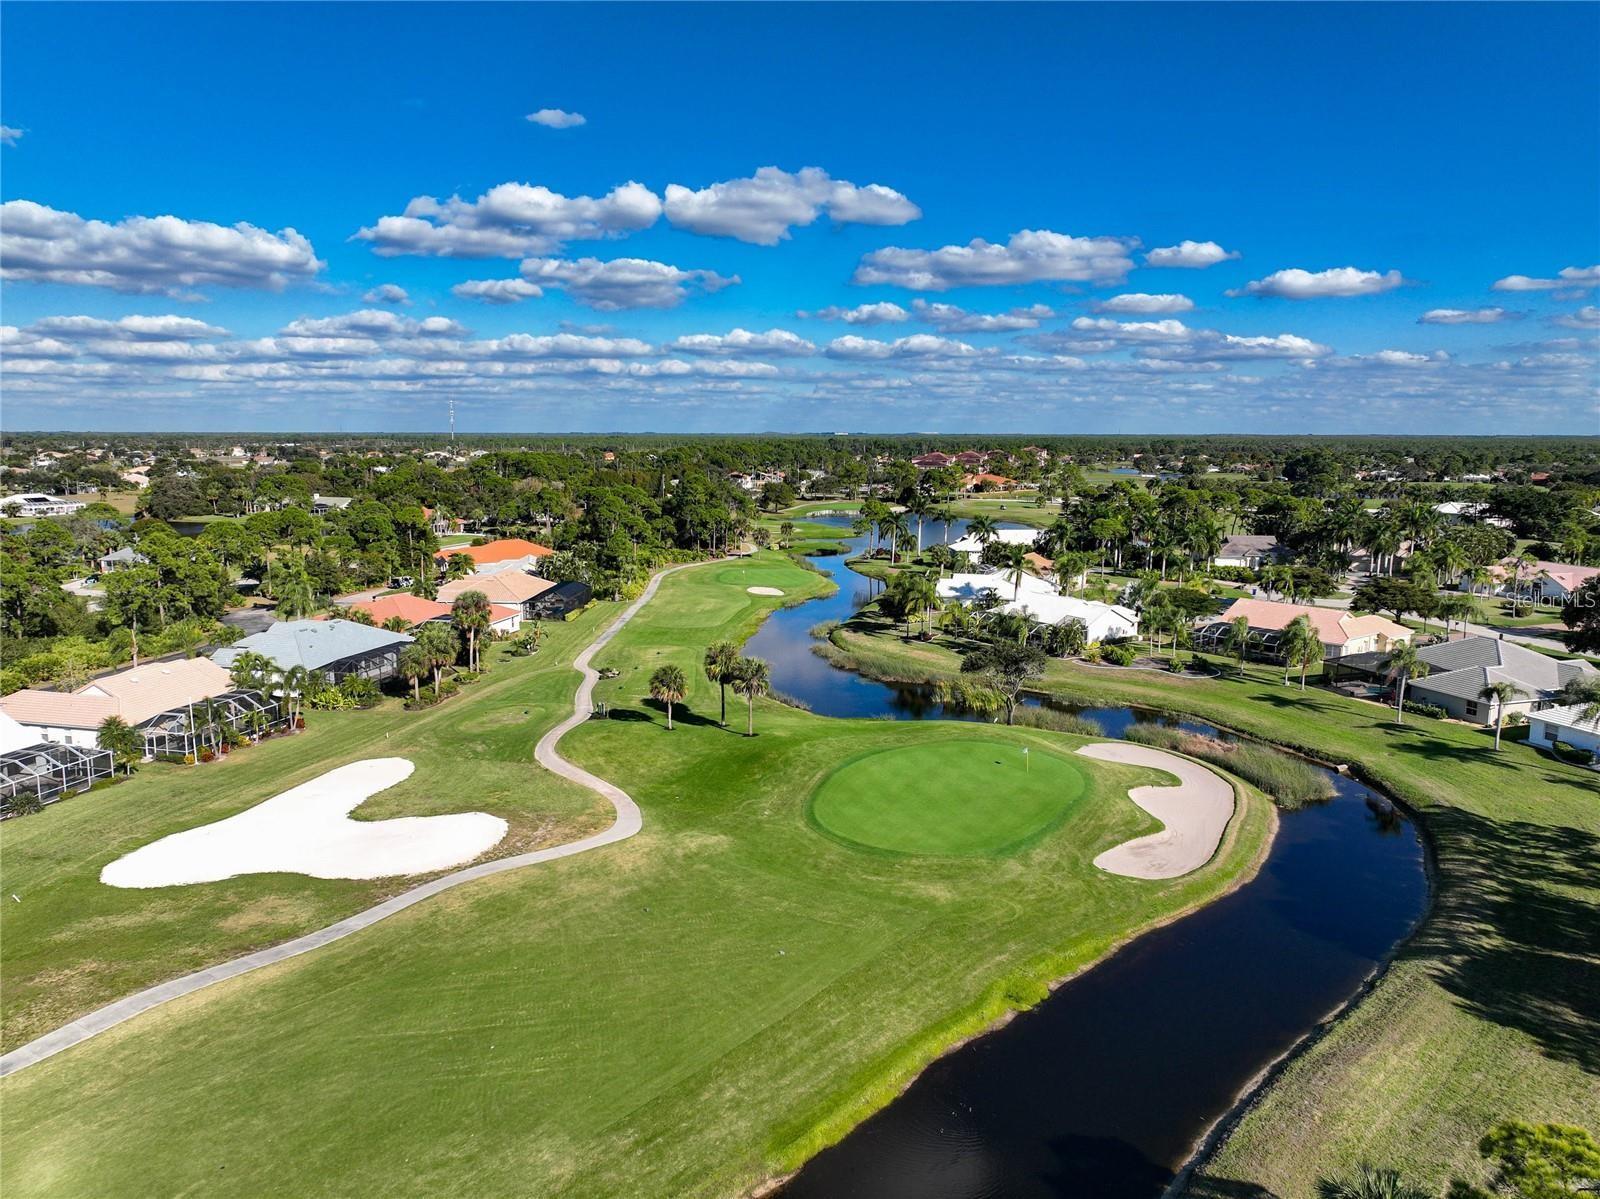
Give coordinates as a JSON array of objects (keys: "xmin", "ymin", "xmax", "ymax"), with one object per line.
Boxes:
[{"xmin": 0, "ymin": 563, "xmax": 694, "ymax": 1079}]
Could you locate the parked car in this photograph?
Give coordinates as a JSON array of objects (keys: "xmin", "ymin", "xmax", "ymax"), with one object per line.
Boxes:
[{"xmin": 390, "ymin": 575, "xmax": 416, "ymax": 589}]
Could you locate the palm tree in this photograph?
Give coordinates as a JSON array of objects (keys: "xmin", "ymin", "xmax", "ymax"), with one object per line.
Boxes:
[
  {"xmin": 97, "ymin": 714, "xmax": 143, "ymax": 774},
  {"xmin": 1294, "ymin": 628, "xmax": 1325, "ymax": 691},
  {"xmin": 703, "ymin": 641, "xmax": 739, "ymax": 726},
  {"xmin": 1278, "ymin": 615, "xmax": 1316, "ymax": 686},
  {"xmin": 382, "ymin": 615, "xmax": 411, "ymax": 633},
  {"xmin": 450, "ymin": 589, "xmax": 492, "ymax": 671},
  {"xmin": 442, "ymin": 552, "xmax": 475, "ymax": 582},
  {"xmin": 649, "ymin": 664, "xmax": 687, "ymax": 729},
  {"xmin": 1000, "ymin": 542, "xmax": 1029, "ymax": 601},
  {"xmin": 1384, "ymin": 641, "xmax": 1429, "ymax": 725},
  {"xmin": 967, "ymin": 515, "xmax": 998, "ymax": 553},
  {"xmin": 1478, "ymin": 680, "xmax": 1528, "ymax": 751},
  {"xmin": 227, "ymin": 650, "xmax": 276, "ymax": 694},
  {"xmin": 347, "ymin": 607, "xmax": 376, "ymax": 626},
  {"xmin": 399, "ymin": 643, "xmax": 429, "ymax": 705},
  {"xmin": 1315, "ymin": 1163, "xmax": 1430, "ymax": 1199},
  {"xmin": 415, "ymin": 622, "xmax": 458, "ymax": 698},
  {"xmin": 279, "ymin": 665, "xmax": 314, "ymax": 730},
  {"xmin": 731, "ymin": 656, "xmax": 771, "ymax": 737},
  {"xmin": 1227, "ymin": 614, "xmax": 1252, "ymax": 675}
]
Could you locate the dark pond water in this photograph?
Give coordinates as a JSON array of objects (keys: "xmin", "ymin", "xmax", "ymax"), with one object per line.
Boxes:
[{"xmin": 765, "ymin": 517, "xmax": 1430, "ymax": 1199}]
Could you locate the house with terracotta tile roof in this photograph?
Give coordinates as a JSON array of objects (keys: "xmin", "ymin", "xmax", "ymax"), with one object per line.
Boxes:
[
  {"xmin": 1470, "ymin": 558, "xmax": 1600, "ymax": 603},
  {"xmin": 911, "ymin": 451, "xmax": 955, "ymax": 469},
  {"xmin": 961, "ymin": 472, "xmax": 1017, "ymax": 491},
  {"xmin": 435, "ymin": 537, "xmax": 554, "ymax": 576},
  {"xmin": 345, "ymin": 592, "xmax": 521, "ymax": 634},
  {"xmin": 1203, "ymin": 598, "xmax": 1412, "ymax": 660}
]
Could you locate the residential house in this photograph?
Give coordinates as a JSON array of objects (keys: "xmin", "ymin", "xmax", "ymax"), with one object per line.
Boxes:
[
  {"xmin": 1527, "ymin": 704, "xmax": 1600, "ymax": 759},
  {"xmin": 911, "ymin": 451, "xmax": 955, "ymax": 469},
  {"xmin": 310, "ymin": 493, "xmax": 353, "ymax": 514},
  {"xmin": 213, "ymin": 619, "xmax": 413, "ymax": 683},
  {"xmin": 1472, "ymin": 558, "xmax": 1600, "ymax": 604},
  {"xmin": 0, "ymin": 493, "xmax": 86, "ymax": 518},
  {"xmin": 435, "ymin": 537, "xmax": 554, "ymax": 576},
  {"xmin": 1401, "ymin": 637, "xmax": 1595, "ymax": 725},
  {"xmin": 946, "ymin": 527, "xmax": 1038, "ymax": 557},
  {"xmin": 961, "ymin": 472, "xmax": 1018, "ymax": 492},
  {"xmin": 0, "ymin": 658, "xmax": 253, "ymax": 753},
  {"xmin": 343, "ymin": 593, "xmax": 522, "ymax": 635},
  {"xmin": 936, "ymin": 571, "xmax": 1137, "ymax": 642},
  {"xmin": 1204, "ymin": 598, "xmax": 1412, "ymax": 660},
  {"xmin": 1214, "ymin": 534, "xmax": 1289, "ymax": 570},
  {"xmin": 438, "ymin": 569, "xmax": 557, "ymax": 617},
  {"xmin": 98, "ymin": 545, "xmax": 148, "ymax": 574}
]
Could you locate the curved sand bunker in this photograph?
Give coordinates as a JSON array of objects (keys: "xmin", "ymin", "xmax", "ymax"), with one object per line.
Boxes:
[
  {"xmin": 1077, "ymin": 742, "xmax": 1234, "ymax": 879},
  {"xmin": 747, "ymin": 586, "xmax": 785, "ymax": 596},
  {"xmin": 101, "ymin": 758, "xmax": 507, "ymax": 888}
]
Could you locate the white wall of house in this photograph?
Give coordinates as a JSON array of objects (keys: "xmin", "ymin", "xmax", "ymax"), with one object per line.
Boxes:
[
  {"xmin": 1530, "ymin": 714, "xmax": 1600, "ymax": 755},
  {"xmin": 11, "ymin": 722, "xmax": 102, "ymax": 749},
  {"xmin": 1405, "ymin": 685, "xmax": 1539, "ymax": 726}
]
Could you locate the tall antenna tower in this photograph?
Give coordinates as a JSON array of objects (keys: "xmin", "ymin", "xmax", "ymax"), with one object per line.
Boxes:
[{"xmin": 448, "ymin": 397, "xmax": 456, "ymax": 449}]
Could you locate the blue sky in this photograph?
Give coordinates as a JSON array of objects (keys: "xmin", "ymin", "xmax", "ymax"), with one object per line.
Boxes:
[{"xmin": 2, "ymin": 1, "xmax": 1597, "ymax": 434}]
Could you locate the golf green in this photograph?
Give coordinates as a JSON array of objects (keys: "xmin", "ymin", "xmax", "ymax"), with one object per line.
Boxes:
[{"xmin": 809, "ymin": 739, "xmax": 1089, "ymax": 857}]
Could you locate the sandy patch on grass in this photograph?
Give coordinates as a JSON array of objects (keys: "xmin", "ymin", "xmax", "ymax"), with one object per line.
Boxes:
[
  {"xmin": 747, "ymin": 585, "xmax": 785, "ymax": 596},
  {"xmin": 1077, "ymin": 742, "xmax": 1234, "ymax": 879},
  {"xmin": 100, "ymin": 759, "xmax": 507, "ymax": 889}
]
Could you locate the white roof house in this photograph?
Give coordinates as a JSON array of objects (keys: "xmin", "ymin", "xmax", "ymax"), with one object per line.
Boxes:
[
  {"xmin": 946, "ymin": 527, "xmax": 1039, "ymax": 557},
  {"xmin": 1527, "ymin": 704, "xmax": 1600, "ymax": 758},
  {"xmin": 936, "ymin": 571, "xmax": 1137, "ymax": 642},
  {"xmin": 0, "ymin": 493, "xmax": 86, "ymax": 518}
]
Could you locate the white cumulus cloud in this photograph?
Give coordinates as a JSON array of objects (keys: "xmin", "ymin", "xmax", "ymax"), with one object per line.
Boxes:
[
  {"xmin": 1145, "ymin": 240, "xmax": 1239, "ymax": 269},
  {"xmin": 356, "ymin": 181, "xmax": 661, "ymax": 258},
  {"xmin": 663, "ymin": 166, "xmax": 920, "ymax": 245},
  {"xmin": 853, "ymin": 229, "xmax": 1137, "ymax": 291},
  {"xmin": 803, "ymin": 302, "xmax": 909, "ymax": 325},
  {"xmin": 1228, "ymin": 267, "xmax": 1405, "ymax": 300},
  {"xmin": 280, "ymin": 310, "xmax": 469, "ymax": 338},
  {"xmin": 1419, "ymin": 307, "xmax": 1512, "ymax": 324},
  {"xmin": 911, "ymin": 300, "xmax": 1054, "ymax": 332},
  {"xmin": 451, "ymin": 277, "xmax": 544, "ymax": 304},
  {"xmin": 526, "ymin": 108, "xmax": 586, "ymax": 129},
  {"xmin": 25, "ymin": 314, "xmax": 228, "ymax": 340},
  {"xmin": 519, "ymin": 256, "xmax": 739, "ymax": 310},
  {"xmin": 1492, "ymin": 265, "xmax": 1600, "ymax": 292},
  {"xmin": 0, "ymin": 199, "xmax": 323, "ymax": 295},
  {"xmin": 666, "ymin": 328, "xmax": 814, "ymax": 357},
  {"xmin": 362, "ymin": 283, "xmax": 410, "ymax": 305},
  {"xmin": 824, "ymin": 334, "xmax": 979, "ymax": 360},
  {"xmin": 1551, "ymin": 305, "xmax": 1600, "ymax": 329},
  {"xmin": 1093, "ymin": 293, "xmax": 1194, "ymax": 315}
]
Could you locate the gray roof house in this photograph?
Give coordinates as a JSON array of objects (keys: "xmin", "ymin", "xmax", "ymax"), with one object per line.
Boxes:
[
  {"xmin": 213, "ymin": 619, "xmax": 413, "ymax": 683},
  {"xmin": 1214, "ymin": 534, "xmax": 1288, "ymax": 569},
  {"xmin": 1406, "ymin": 637, "xmax": 1595, "ymax": 726}
]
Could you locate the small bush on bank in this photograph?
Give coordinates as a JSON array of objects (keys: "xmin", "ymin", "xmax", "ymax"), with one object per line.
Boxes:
[
  {"xmin": 1101, "ymin": 643, "xmax": 1139, "ymax": 667},
  {"xmin": 1402, "ymin": 699, "xmax": 1448, "ymax": 720},
  {"xmin": 1124, "ymin": 723, "xmax": 1334, "ymax": 809}
]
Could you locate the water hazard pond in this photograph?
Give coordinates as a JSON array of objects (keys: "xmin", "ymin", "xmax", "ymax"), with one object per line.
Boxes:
[{"xmin": 755, "ymin": 516, "xmax": 1430, "ymax": 1199}]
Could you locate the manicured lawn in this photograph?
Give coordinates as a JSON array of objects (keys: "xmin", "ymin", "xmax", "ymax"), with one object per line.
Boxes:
[
  {"xmin": 809, "ymin": 739, "xmax": 1089, "ymax": 857},
  {"xmin": 0, "ymin": 607, "xmax": 617, "ymax": 1052},
  {"xmin": 825, "ymin": 619, "xmax": 1600, "ymax": 1195},
  {"xmin": 0, "ymin": 552, "xmax": 1271, "ymax": 1199}
]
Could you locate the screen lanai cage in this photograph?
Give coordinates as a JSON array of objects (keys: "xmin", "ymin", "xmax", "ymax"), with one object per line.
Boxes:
[
  {"xmin": 1194, "ymin": 621, "xmax": 1288, "ymax": 659},
  {"xmin": 0, "ymin": 741, "xmax": 115, "ymax": 816},
  {"xmin": 140, "ymin": 689, "xmax": 289, "ymax": 759}
]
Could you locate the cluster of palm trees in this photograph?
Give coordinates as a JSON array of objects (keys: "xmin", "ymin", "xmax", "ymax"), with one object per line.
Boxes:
[
  {"xmin": 400, "ymin": 623, "xmax": 459, "ymax": 704},
  {"xmin": 228, "ymin": 650, "xmax": 314, "ymax": 728},
  {"xmin": 697, "ymin": 642, "xmax": 771, "ymax": 735}
]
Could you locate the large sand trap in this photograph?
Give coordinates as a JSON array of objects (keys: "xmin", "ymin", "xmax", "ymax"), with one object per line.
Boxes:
[
  {"xmin": 101, "ymin": 758, "xmax": 507, "ymax": 888},
  {"xmin": 1077, "ymin": 742, "xmax": 1234, "ymax": 879},
  {"xmin": 747, "ymin": 585, "xmax": 785, "ymax": 596}
]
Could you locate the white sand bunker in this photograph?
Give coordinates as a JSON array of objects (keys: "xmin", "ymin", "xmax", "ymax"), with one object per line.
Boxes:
[
  {"xmin": 747, "ymin": 586, "xmax": 785, "ymax": 596},
  {"xmin": 1078, "ymin": 743, "xmax": 1235, "ymax": 880},
  {"xmin": 101, "ymin": 758, "xmax": 507, "ymax": 889}
]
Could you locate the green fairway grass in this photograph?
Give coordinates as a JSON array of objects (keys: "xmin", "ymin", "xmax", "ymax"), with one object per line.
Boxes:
[
  {"xmin": 822, "ymin": 615, "xmax": 1600, "ymax": 1195},
  {"xmin": 0, "ymin": 552, "xmax": 1270, "ymax": 1199},
  {"xmin": 0, "ymin": 607, "xmax": 618, "ymax": 1052},
  {"xmin": 810, "ymin": 740, "xmax": 1088, "ymax": 856}
]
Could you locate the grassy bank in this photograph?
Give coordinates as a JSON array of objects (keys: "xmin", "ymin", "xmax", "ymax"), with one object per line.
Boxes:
[
  {"xmin": 0, "ymin": 552, "xmax": 1271, "ymax": 1199},
  {"xmin": 0, "ymin": 607, "xmax": 618, "ymax": 1051},
  {"xmin": 824, "ymin": 619, "xmax": 1600, "ymax": 1194}
]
